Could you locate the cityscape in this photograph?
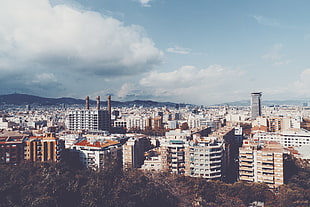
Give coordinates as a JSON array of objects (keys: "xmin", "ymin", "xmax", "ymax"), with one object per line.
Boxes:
[
  {"xmin": 1, "ymin": 0, "xmax": 310, "ymax": 206},
  {"xmin": 0, "ymin": 92, "xmax": 310, "ymax": 206}
]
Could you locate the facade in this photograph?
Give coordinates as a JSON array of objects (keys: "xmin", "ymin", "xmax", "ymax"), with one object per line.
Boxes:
[
  {"xmin": 141, "ymin": 149, "xmax": 164, "ymax": 171},
  {"xmin": 68, "ymin": 109, "xmax": 110, "ymax": 132},
  {"xmin": 160, "ymin": 140, "xmax": 186, "ymax": 174},
  {"xmin": 252, "ymin": 117, "xmax": 301, "ymax": 133},
  {"xmin": 122, "ymin": 136, "xmax": 151, "ymax": 169},
  {"xmin": 0, "ymin": 136, "xmax": 25, "ymax": 164},
  {"xmin": 251, "ymin": 92, "xmax": 262, "ymax": 120},
  {"xmin": 24, "ymin": 133, "xmax": 64, "ymax": 162},
  {"xmin": 73, "ymin": 139, "xmax": 121, "ymax": 169},
  {"xmin": 253, "ymin": 129, "xmax": 310, "ymax": 148},
  {"xmin": 185, "ymin": 137, "xmax": 223, "ymax": 180},
  {"xmin": 239, "ymin": 140, "xmax": 284, "ymax": 188}
]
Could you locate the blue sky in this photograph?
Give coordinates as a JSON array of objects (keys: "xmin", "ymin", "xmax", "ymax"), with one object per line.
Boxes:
[{"xmin": 1, "ymin": 0, "xmax": 310, "ymax": 105}]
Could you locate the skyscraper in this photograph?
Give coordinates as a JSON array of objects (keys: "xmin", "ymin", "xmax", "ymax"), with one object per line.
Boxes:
[{"xmin": 251, "ymin": 92, "xmax": 262, "ymax": 120}]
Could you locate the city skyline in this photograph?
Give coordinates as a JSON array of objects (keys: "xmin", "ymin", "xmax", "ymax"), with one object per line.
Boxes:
[{"xmin": 1, "ymin": 0, "xmax": 310, "ymax": 105}]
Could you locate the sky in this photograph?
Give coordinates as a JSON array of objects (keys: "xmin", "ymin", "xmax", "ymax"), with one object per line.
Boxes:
[{"xmin": 1, "ymin": 0, "xmax": 310, "ymax": 105}]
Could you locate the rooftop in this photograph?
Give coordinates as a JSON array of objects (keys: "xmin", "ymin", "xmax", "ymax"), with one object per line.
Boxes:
[{"xmin": 75, "ymin": 139, "xmax": 119, "ymax": 148}]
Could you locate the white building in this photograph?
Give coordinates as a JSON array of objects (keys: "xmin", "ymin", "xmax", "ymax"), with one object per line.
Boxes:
[
  {"xmin": 72, "ymin": 139, "xmax": 121, "ymax": 169},
  {"xmin": 253, "ymin": 129, "xmax": 310, "ymax": 148},
  {"xmin": 68, "ymin": 109, "xmax": 110, "ymax": 132},
  {"xmin": 185, "ymin": 137, "xmax": 223, "ymax": 180}
]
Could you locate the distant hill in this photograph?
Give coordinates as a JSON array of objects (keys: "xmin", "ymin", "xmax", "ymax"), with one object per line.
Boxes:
[{"xmin": 0, "ymin": 93, "xmax": 178, "ymax": 107}]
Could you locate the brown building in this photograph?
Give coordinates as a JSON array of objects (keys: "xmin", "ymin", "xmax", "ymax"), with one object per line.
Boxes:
[
  {"xmin": 24, "ymin": 133, "xmax": 64, "ymax": 162},
  {"xmin": 239, "ymin": 140, "xmax": 284, "ymax": 189},
  {"xmin": 0, "ymin": 136, "xmax": 25, "ymax": 165}
]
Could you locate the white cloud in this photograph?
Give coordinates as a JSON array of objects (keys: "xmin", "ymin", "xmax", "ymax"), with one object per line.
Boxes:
[
  {"xmin": 137, "ymin": 0, "xmax": 152, "ymax": 7},
  {"xmin": 0, "ymin": 0, "xmax": 163, "ymax": 97},
  {"xmin": 32, "ymin": 73, "xmax": 57, "ymax": 84},
  {"xmin": 117, "ymin": 83, "xmax": 135, "ymax": 98},
  {"xmin": 261, "ymin": 43, "xmax": 291, "ymax": 67},
  {"xmin": 262, "ymin": 43, "xmax": 283, "ymax": 61},
  {"xmin": 0, "ymin": 0, "xmax": 163, "ymax": 75},
  {"xmin": 166, "ymin": 46, "xmax": 192, "ymax": 55},
  {"xmin": 139, "ymin": 65, "xmax": 245, "ymax": 104},
  {"xmin": 253, "ymin": 15, "xmax": 279, "ymax": 27},
  {"xmin": 294, "ymin": 69, "xmax": 310, "ymax": 95}
]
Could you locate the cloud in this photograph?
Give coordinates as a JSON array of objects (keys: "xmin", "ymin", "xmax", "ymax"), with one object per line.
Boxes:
[
  {"xmin": 294, "ymin": 69, "xmax": 310, "ymax": 95},
  {"xmin": 139, "ymin": 65, "xmax": 246, "ymax": 104},
  {"xmin": 166, "ymin": 46, "xmax": 192, "ymax": 55},
  {"xmin": 261, "ymin": 43, "xmax": 291, "ymax": 67},
  {"xmin": 253, "ymin": 15, "xmax": 280, "ymax": 27},
  {"xmin": 137, "ymin": 0, "xmax": 152, "ymax": 7},
  {"xmin": 0, "ymin": 0, "xmax": 163, "ymax": 97},
  {"xmin": 261, "ymin": 43, "xmax": 283, "ymax": 61}
]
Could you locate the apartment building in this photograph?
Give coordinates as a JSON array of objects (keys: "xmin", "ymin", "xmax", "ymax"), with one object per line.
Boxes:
[
  {"xmin": 185, "ymin": 137, "xmax": 223, "ymax": 180},
  {"xmin": 68, "ymin": 109, "xmax": 110, "ymax": 132},
  {"xmin": 239, "ymin": 140, "xmax": 284, "ymax": 188},
  {"xmin": 252, "ymin": 116, "xmax": 301, "ymax": 133},
  {"xmin": 122, "ymin": 136, "xmax": 151, "ymax": 169},
  {"xmin": 160, "ymin": 139, "xmax": 187, "ymax": 174},
  {"xmin": 73, "ymin": 139, "xmax": 121, "ymax": 169},
  {"xmin": 0, "ymin": 134, "xmax": 25, "ymax": 164},
  {"xmin": 24, "ymin": 133, "xmax": 64, "ymax": 162},
  {"xmin": 253, "ymin": 129, "xmax": 310, "ymax": 148}
]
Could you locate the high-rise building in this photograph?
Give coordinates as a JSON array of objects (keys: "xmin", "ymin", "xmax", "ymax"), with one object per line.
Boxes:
[
  {"xmin": 160, "ymin": 140, "xmax": 186, "ymax": 174},
  {"xmin": 68, "ymin": 96, "xmax": 111, "ymax": 132},
  {"xmin": 251, "ymin": 92, "xmax": 262, "ymax": 120},
  {"xmin": 68, "ymin": 110, "xmax": 110, "ymax": 132},
  {"xmin": 239, "ymin": 140, "xmax": 284, "ymax": 189},
  {"xmin": 185, "ymin": 137, "xmax": 223, "ymax": 180},
  {"xmin": 122, "ymin": 136, "xmax": 151, "ymax": 169}
]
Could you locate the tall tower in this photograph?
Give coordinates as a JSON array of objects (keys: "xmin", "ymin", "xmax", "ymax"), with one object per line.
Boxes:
[
  {"xmin": 86, "ymin": 96, "xmax": 90, "ymax": 110},
  {"xmin": 251, "ymin": 92, "xmax": 262, "ymax": 120},
  {"xmin": 96, "ymin": 96, "xmax": 100, "ymax": 110},
  {"xmin": 108, "ymin": 95, "xmax": 111, "ymax": 132}
]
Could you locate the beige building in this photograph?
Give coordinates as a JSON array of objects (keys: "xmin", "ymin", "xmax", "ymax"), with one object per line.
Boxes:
[
  {"xmin": 122, "ymin": 136, "xmax": 151, "ymax": 169},
  {"xmin": 239, "ymin": 140, "xmax": 284, "ymax": 188},
  {"xmin": 160, "ymin": 139, "xmax": 186, "ymax": 174},
  {"xmin": 24, "ymin": 133, "xmax": 64, "ymax": 162}
]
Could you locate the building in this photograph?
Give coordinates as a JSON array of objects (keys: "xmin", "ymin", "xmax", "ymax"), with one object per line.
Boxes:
[
  {"xmin": 123, "ymin": 136, "xmax": 151, "ymax": 169},
  {"xmin": 24, "ymin": 133, "xmax": 64, "ymax": 162},
  {"xmin": 68, "ymin": 110, "xmax": 110, "ymax": 132},
  {"xmin": 185, "ymin": 137, "xmax": 223, "ymax": 180},
  {"xmin": 252, "ymin": 116, "xmax": 301, "ymax": 133},
  {"xmin": 73, "ymin": 139, "xmax": 121, "ymax": 169},
  {"xmin": 160, "ymin": 139, "xmax": 187, "ymax": 174},
  {"xmin": 253, "ymin": 129, "xmax": 310, "ymax": 148},
  {"xmin": 67, "ymin": 96, "xmax": 111, "ymax": 132},
  {"xmin": 210, "ymin": 127, "xmax": 238, "ymax": 182},
  {"xmin": 251, "ymin": 92, "xmax": 262, "ymax": 120},
  {"xmin": 0, "ymin": 134, "xmax": 26, "ymax": 164},
  {"xmin": 141, "ymin": 148, "xmax": 164, "ymax": 171},
  {"xmin": 239, "ymin": 140, "xmax": 284, "ymax": 188}
]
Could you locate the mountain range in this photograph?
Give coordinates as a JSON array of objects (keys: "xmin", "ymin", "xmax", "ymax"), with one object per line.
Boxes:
[
  {"xmin": 0, "ymin": 93, "xmax": 309, "ymax": 107},
  {"xmin": 0, "ymin": 93, "xmax": 178, "ymax": 107}
]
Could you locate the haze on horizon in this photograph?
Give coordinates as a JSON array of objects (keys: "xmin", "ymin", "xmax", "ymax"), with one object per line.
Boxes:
[{"xmin": 1, "ymin": 0, "xmax": 310, "ymax": 105}]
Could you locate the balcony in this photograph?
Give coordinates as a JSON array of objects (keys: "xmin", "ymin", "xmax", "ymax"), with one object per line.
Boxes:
[
  {"xmin": 240, "ymin": 171, "xmax": 253, "ymax": 176},
  {"xmin": 240, "ymin": 176, "xmax": 254, "ymax": 182}
]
